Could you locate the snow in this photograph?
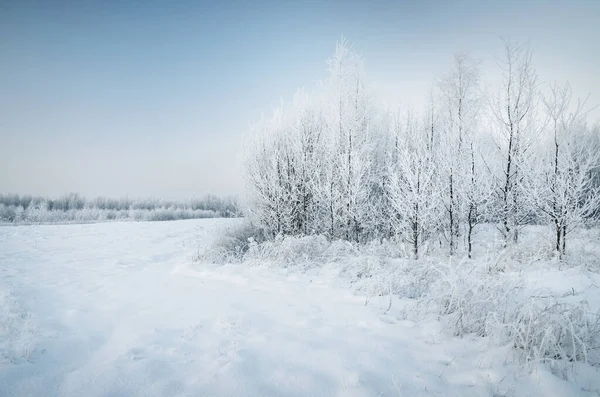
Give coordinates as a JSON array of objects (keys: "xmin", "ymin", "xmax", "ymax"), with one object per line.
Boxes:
[{"xmin": 1, "ymin": 219, "xmax": 600, "ymax": 396}]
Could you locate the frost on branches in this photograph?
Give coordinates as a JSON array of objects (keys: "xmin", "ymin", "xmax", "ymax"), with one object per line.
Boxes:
[{"xmin": 244, "ymin": 38, "xmax": 600, "ymax": 259}]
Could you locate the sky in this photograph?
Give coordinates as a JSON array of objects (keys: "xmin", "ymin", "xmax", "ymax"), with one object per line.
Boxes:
[{"xmin": 1, "ymin": 0, "xmax": 599, "ymax": 199}]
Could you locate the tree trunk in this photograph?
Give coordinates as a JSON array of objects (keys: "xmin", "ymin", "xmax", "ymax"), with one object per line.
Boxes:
[
  {"xmin": 467, "ymin": 203, "xmax": 475, "ymax": 259},
  {"xmin": 330, "ymin": 181, "xmax": 335, "ymax": 238},
  {"xmin": 561, "ymin": 223, "xmax": 567, "ymax": 258},
  {"xmin": 449, "ymin": 171, "xmax": 455, "ymax": 256}
]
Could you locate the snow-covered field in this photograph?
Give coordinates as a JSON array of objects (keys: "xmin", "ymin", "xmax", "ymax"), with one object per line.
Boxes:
[{"xmin": 1, "ymin": 219, "xmax": 600, "ymax": 396}]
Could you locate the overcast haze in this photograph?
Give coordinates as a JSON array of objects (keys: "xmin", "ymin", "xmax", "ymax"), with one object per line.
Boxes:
[{"xmin": 1, "ymin": 0, "xmax": 599, "ymax": 199}]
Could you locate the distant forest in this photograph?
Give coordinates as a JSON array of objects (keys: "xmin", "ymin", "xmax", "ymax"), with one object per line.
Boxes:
[{"xmin": 0, "ymin": 193, "xmax": 239, "ymax": 224}]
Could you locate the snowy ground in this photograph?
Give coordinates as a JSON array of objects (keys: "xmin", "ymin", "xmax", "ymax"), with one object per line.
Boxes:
[{"xmin": 1, "ymin": 219, "xmax": 599, "ymax": 396}]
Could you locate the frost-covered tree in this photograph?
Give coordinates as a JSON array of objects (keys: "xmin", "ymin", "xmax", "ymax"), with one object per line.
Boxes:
[
  {"xmin": 245, "ymin": 105, "xmax": 291, "ymax": 236},
  {"xmin": 438, "ymin": 53, "xmax": 483, "ymax": 255},
  {"xmin": 245, "ymin": 89, "xmax": 327, "ymax": 237},
  {"xmin": 288, "ymin": 90, "xmax": 325, "ymax": 235},
  {"xmin": 438, "ymin": 53, "xmax": 490, "ymax": 257},
  {"xmin": 365, "ymin": 107, "xmax": 400, "ymax": 240},
  {"xmin": 538, "ymin": 83, "xmax": 600, "ymax": 257},
  {"xmin": 489, "ymin": 41, "xmax": 540, "ymax": 245},
  {"xmin": 242, "ymin": 36, "xmax": 599, "ymax": 261},
  {"xmin": 323, "ymin": 38, "xmax": 374, "ymax": 242},
  {"xmin": 386, "ymin": 112, "xmax": 442, "ymax": 258},
  {"xmin": 0, "ymin": 193, "xmax": 236, "ymax": 223}
]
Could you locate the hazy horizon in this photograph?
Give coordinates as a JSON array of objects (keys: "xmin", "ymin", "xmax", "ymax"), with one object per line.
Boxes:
[{"xmin": 2, "ymin": 0, "xmax": 599, "ymax": 199}]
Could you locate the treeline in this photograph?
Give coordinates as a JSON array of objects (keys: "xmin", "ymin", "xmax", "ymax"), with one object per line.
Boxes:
[
  {"xmin": 245, "ymin": 39, "xmax": 600, "ymax": 259},
  {"xmin": 0, "ymin": 192, "xmax": 239, "ymax": 224}
]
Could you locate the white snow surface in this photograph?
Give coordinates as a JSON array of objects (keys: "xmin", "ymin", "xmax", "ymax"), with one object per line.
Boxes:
[{"xmin": 1, "ymin": 219, "xmax": 599, "ymax": 396}]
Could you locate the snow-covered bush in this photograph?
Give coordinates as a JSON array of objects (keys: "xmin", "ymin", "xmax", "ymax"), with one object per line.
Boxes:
[
  {"xmin": 223, "ymin": 227, "xmax": 600, "ymax": 369},
  {"xmin": 200, "ymin": 221, "xmax": 268, "ymax": 263},
  {"xmin": 429, "ymin": 260, "xmax": 525, "ymax": 336},
  {"xmin": 427, "ymin": 255, "xmax": 600, "ymax": 367},
  {"xmin": 216, "ymin": 232, "xmax": 436, "ymax": 298},
  {"xmin": 0, "ymin": 204, "xmax": 16, "ymax": 222},
  {"xmin": 338, "ymin": 256, "xmax": 438, "ymax": 299},
  {"xmin": 246, "ymin": 234, "xmax": 331, "ymax": 268},
  {"xmin": 498, "ymin": 298, "xmax": 600, "ymax": 365},
  {"xmin": 147, "ymin": 209, "xmax": 177, "ymax": 222}
]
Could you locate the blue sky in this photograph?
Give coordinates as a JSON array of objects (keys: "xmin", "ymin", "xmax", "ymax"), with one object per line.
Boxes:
[{"xmin": 1, "ymin": 0, "xmax": 599, "ymax": 199}]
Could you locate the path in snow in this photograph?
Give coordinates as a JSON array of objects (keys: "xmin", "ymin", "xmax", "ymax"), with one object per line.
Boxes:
[{"xmin": 0, "ymin": 219, "xmax": 591, "ymax": 396}]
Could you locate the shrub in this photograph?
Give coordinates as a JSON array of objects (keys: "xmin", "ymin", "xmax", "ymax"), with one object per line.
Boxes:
[
  {"xmin": 428, "ymin": 258, "xmax": 600, "ymax": 367},
  {"xmin": 0, "ymin": 204, "xmax": 16, "ymax": 222},
  {"xmin": 246, "ymin": 234, "xmax": 331, "ymax": 268},
  {"xmin": 200, "ymin": 221, "xmax": 267, "ymax": 263},
  {"xmin": 428, "ymin": 260, "xmax": 524, "ymax": 336},
  {"xmin": 497, "ymin": 299, "xmax": 600, "ymax": 365}
]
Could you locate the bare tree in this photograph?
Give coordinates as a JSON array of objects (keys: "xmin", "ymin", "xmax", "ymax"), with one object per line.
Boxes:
[
  {"xmin": 324, "ymin": 37, "xmax": 373, "ymax": 241},
  {"xmin": 387, "ymin": 112, "xmax": 442, "ymax": 259},
  {"xmin": 490, "ymin": 41, "xmax": 540, "ymax": 245},
  {"xmin": 538, "ymin": 83, "xmax": 600, "ymax": 258},
  {"xmin": 243, "ymin": 37, "xmax": 599, "ymax": 263},
  {"xmin": 438, "ymin": 53, "xmax": 483, "ymax": 256},
  {"xmin": 287, "ymin": 89, "xmax": 324, "ymax": 235}
]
